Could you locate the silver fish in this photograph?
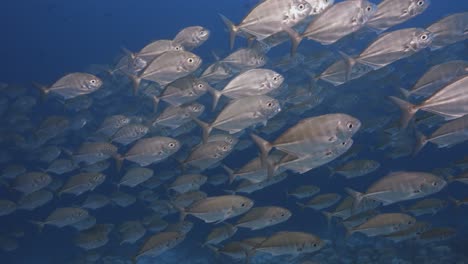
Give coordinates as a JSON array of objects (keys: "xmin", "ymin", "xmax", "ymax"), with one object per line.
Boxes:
[
  {"xmin": 35, "ymin": 73, "xmax": 102, "ymax": 100},
  {"xmin": 366, "ymin": 0, "xmax": 430, "ymax": 33}
]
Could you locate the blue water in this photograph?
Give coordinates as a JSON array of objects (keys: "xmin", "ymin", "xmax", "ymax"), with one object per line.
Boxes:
[{"xmin": 1, "ymin": 0, "xmax": 468, "ymax": 263}]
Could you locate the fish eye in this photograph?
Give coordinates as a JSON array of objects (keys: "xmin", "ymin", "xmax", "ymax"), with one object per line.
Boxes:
[
  {"xmin": 187, "ymin": 58, "xmax": 194, "ymax": 63},
  {"xmin": 298, "ymin": 4, "xmax": 305, "ymax": 10},
  {"xmin": 168, "ymin": 142, "xmax": 177, "ymax": 148},
  {"xmin": 197, "ymin": 84, "xmax": 204, "ymax": 89},
  {"xmin": 199, "ymin": 30, "xmax": 207, "ymax": 36},
  {"xmin": 366, "ymin": 6, "xmax": 372, "ymax": 11},
  {"xmin": 432, "ymin": 182, "xmax": 438, "ymax": 186},
  {"xmin": 347, "ymin": 122, "xmax": 354, "ymax": 129},
  {"xmin": 341, "ymin": 141, "xmax": 347, "ymax": 146},
  {"xmin": 313, "ymin": 243, "xmax": 317, "ymax": 247},
  {"xmin": 273, "ymin": 76, "xmax": 278, "ymax": 81},
  {"xmin": 90, "ymin": 79, "xmax": 97, "ymax": 85},
  {"xmin": 266, "ymin": 101, "xmax": 274, "ymax": 107},
  {"xmin": 417, "ymin": 0, "xmax": 424, "ymax": 5},
  {"xmin": 407, "ymin": 221, "xmax": 413, "ymax": 225},
  {"xmin": 241, "ymin": 203, "xmax": 245, "ymax": 207},
  {"xmin": 421, "ymin": 34, "xmax": 428, "ymax": 40}
]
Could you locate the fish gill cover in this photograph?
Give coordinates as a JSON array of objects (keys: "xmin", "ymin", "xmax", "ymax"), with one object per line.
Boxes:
[{"xmin": 0, "ymin": 0, "xmax": 467, "ymax": 263}]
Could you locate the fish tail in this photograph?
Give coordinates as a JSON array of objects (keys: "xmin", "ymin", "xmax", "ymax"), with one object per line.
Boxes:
[
  {"xmin": 170, "ymin": 201, "xmax": 188, "ymax": 222},
  {"xmin": 413, "ymin": 129, "xmax": 428, "ymax": 156},
  {"xmin": 190, "ymin": 116, "xmax": 212, "ymax": 144},
  {"xmin": 222, "ymin": 164, "xmax": 236, "ymax": 184},
  {"xmin": 296, "ymin": 202, "xmax": 306, "ymax": 211},
  {"xmin": 219, "ymin": 14, "xmax": 238, "ymax": 49},
  {"xmin": 283, "ymin": 26, "xmax": 302, "ymax": 57},
  {"xmin": 121, "ymin": 71, "xmax": 141, "ymax": 96},
  {"xmin": 249, "ymin": 133, "xmax": 273, "ymax": 167},
  {"xmin": 206, "ymin": 85, "xmax": 223, "ymax": 111},
  {"xmin": 29, "ymin": 220, "xmax": 45, "ymax": 232},
  {"xmin": 345, "ymin": 187, "xmax": 364, "ymax": 209},
  {"xmin": 337, "ymin": 51, "xmax": 356, "ymax": 83},
  {"xmin": 114, "ymin": 155, "xmax": 124, "ymax": 173},
  {"xmin": 388, "ymin": 96, "xmax": 419, "ymax": 129},
  {"xmin": 32, "ymin": 82, "xmax": 50, "ymax": 102},
  {"xmin": 151, "ymin": 95, "xmax": 160, "ymax": 113},
  {"xmin": 322, "ymin": 211, "xmax": 334, "ymax": 228},
  {"xmin": 449, "ymin": 196, "xmax": 462, "ymax": 207},
  {"xmin": 399, "ymin": 87, "xmax": 412, "ymax": 99},
  {"xmin": 327, "ymin": 165, "xmax": 336, "ymax": 178},
  {"xmin": 205, "ymin": 244, "xmax": 219, "ymax": 257}
]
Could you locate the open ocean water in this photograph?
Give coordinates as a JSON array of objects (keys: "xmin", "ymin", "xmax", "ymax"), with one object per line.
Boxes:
[{"xmin": 1, "ymin": 0, "xmax": 468, "ymax": 263}]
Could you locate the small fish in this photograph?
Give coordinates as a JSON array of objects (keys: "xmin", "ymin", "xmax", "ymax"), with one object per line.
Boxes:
[
  {"xmin": 203, "ymin": 223, "xmax": 238, "ymax": 246},
  {"xmin": 349, "ymin": 213, "xmax": 416, "ymax": 237},
  {"xmin": 390, "ymin": 75, "xmax": 468, "ymax": 128},
  {"xmin": 177, "ymin": 195, "xmax": 254, "ymax": 223},
  {"xmin": 329, "ymin": 159, "xmax": 380, "ymax": 179},
  {"xmin": 34, "ymin": 73, "xmax": 102, "ymax": 100},
  {"xmin": 235, "ymin": 206, "xmax": 291, "ymax": 230},
  {"xmin": 173, "ymin": 26, "xmax": 210, "ymax": 51},
  {"xmin": 134, "ymin": 232, "xmax": 185, "ymax": 261},
  {"xmin": 427, "ymin": 12, "xmax": 468, "ymax": 50}
]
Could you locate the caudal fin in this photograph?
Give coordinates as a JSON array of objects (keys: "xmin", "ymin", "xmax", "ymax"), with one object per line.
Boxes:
[
  {"xmin": 399, "ymin": 87, "xmax": 412, "ymax": 99},
  {"xmin": 151, "ymin": 95, "xmax": 160, "ymax": 113},
  {"xmin": 190, "ymin": 116, "xmax": 212, "ymax": 144},
  {"xmin": 249, "ymin": 133, "xmax": 273, "ymax": 167},
  {"xmin": 206, "ymin": 85, "xmax": 223, "ymax": 111},
  {"xmin": 222, "ymin": 164, "xmax": 236, "ymax": 184},
  {"xmin": 283, "ymin": 27, "xmax": 302, "ymax": 57},
  {"xmin": 345, "ymin": 187, "xmax": 365, "ymax": 209},
  {"xmin": 337, "ymin": 51, "xmax": 357, "ymax": 83},
  {"xmin": 29, "ymin": 220, "xmax": 45, "ymax": 232},
  {"xmin": 413, "ymin": 129, "xmax": 428, "ymax": 155},
  {"xmin": 388, "ymin": 96, "xmax": 419, "ymax": 129},
  {"xmin": 219, "ymin": 14, "xmax": 238, "ymax": 50},
  {"xmin": 32, "ymin": 82, "xmax": 50, "ymax": 102}
]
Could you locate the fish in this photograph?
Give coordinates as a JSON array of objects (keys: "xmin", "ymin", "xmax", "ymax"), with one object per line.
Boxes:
[
  {"xmin": 235, "ymin": 206, "xmax": 291, "ymax": 230},
  {"xmin": 118, "ymin": 167, "xmax": 154, "ymax": 188},
  {"xmin": 34, "ymin": 73, "xmax": 103, "ymax": 100},
  {"xmin": 329, "ymin": 159, "xmax": 380, "ymax": 179},
  {"xmin": 58, "ymin": 172, "xmax": 106, "ymax": 196},
  {"xmin": 399, "ymin": 60, "xmax": 468, "ymax": 99},
  {"xmin": 129, "ymin": 51, "xmax": 202, "ymax": 93},
  {"xmin": 119, "ymin": 136, "xmax": 180, "ymax": 167},
  {"xmin": 346, "ymin": 171, "xmax": 447, "ymax": 207},
  {"xmin": 177, "ymin": 195, "xmax": 254, "ymax": 223},
  {"xmin": 207, "ymin": 68, "xmax": 284, "ymax": 110},
  {"xmin": 193, "ymin": 95, "xmax": 281, "ymax": 143},
  {"xmin": 414, "ymin": 114, "xmax": 468, "ymax": 154},
  {"xmin": 366, "ymin": 0, "xmax": 430, "ymax": 33},
  {"xmin": 286, "ymin": 0, "xmax": 376, "ymax": 53},
  {"xmin": 173, "ymin": 26, "xmax": 210, "ymax": 51},
  {"xmin": 203, "ymin": 223, "xmax": 238, "ymax": 246},
  {"xmin": 426, "ymin": 12, "xmax": 468, "ymax": 50},
  {"xmin": 349, "ymin": 213, "xmax": 416, "ymax": 237},
  {"xmin": 133, "ymin": 231, "xmax": 185, "ymax": 261},
  {"xmin": 219, "ymin": 0, "xmax": 312, "ymax": 48},
  {"xmin": 390, "ymin": 75, "xmax": 468, "ymax": 128}
]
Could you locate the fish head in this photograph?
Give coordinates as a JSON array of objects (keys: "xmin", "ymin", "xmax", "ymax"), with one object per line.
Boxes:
[
  {"xmin": 266, "ymin": 72, "xmax": 285, "ymax": 91},
  {"xmin": 83, "ymin": 75, "xmax": 103, "ymax": 91},
  {"xmin": 424, "ymin": 176, "xmax": 447, "ymax": 193},
  {"xmin": 91, "ymin": 173, "xmax": 106, "ymax": 185},
  {"xmin": 234, "ymin": 196, "xmax": 254, "ymax": 212},
  {"xmin": 337, "ymin": 114, "xmax": 361, "ymax": 138},
  {"xmin": 191, "ymin": 79, "xmax": 209, "ymax": 95},
  {"xmin": 185, "ymin": 103, "xmax": 205, "ymax": 115},
  {"xmin": 289, "ymin": 0, "xmax": 313, "ymax": 22},
  {"xmin": 162, "ymin": 139, "xmax": 181, "ymax": 155},
  {"xmin": 194, "ymin": 27, "xmax": 210, "ymax": 43},
  {"xmin": 408, "ymin": 0, "xmax": 430, "ymax": 17},
  {"xmin": 131, "ymin": 57, "xmax": 148, "ymax": 72},
  {"xmin": 302, "ymin": 238, "xmax": 325, "ymax": 253},
  {"xmin": 275, "ymin": 208, "xmax": 292, "ymax": 221},
  {"xmin": 34, "ymin": 173, "xmax": 52, "ymax": 187},
  {"xmin": 260, "ymin": 98, "xmax": 282, "ymax": 118},
  {"xmin": 307, "ymin": 0, "xmax": 334, "ymax": 15},
  {"xmin": 357, "ymin": 0, "xmax": 377, "ymax": 25},
  {"xmin": 409, "ymin": 29, "xmax": 434, "ymax": 52},
  {"xmin": 180, "ymin": 53, "xmax": 202, "ymax": 73},
  {"xmin": 398, "ymin": 215, "xmax": 416, "ymax": 229}
]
